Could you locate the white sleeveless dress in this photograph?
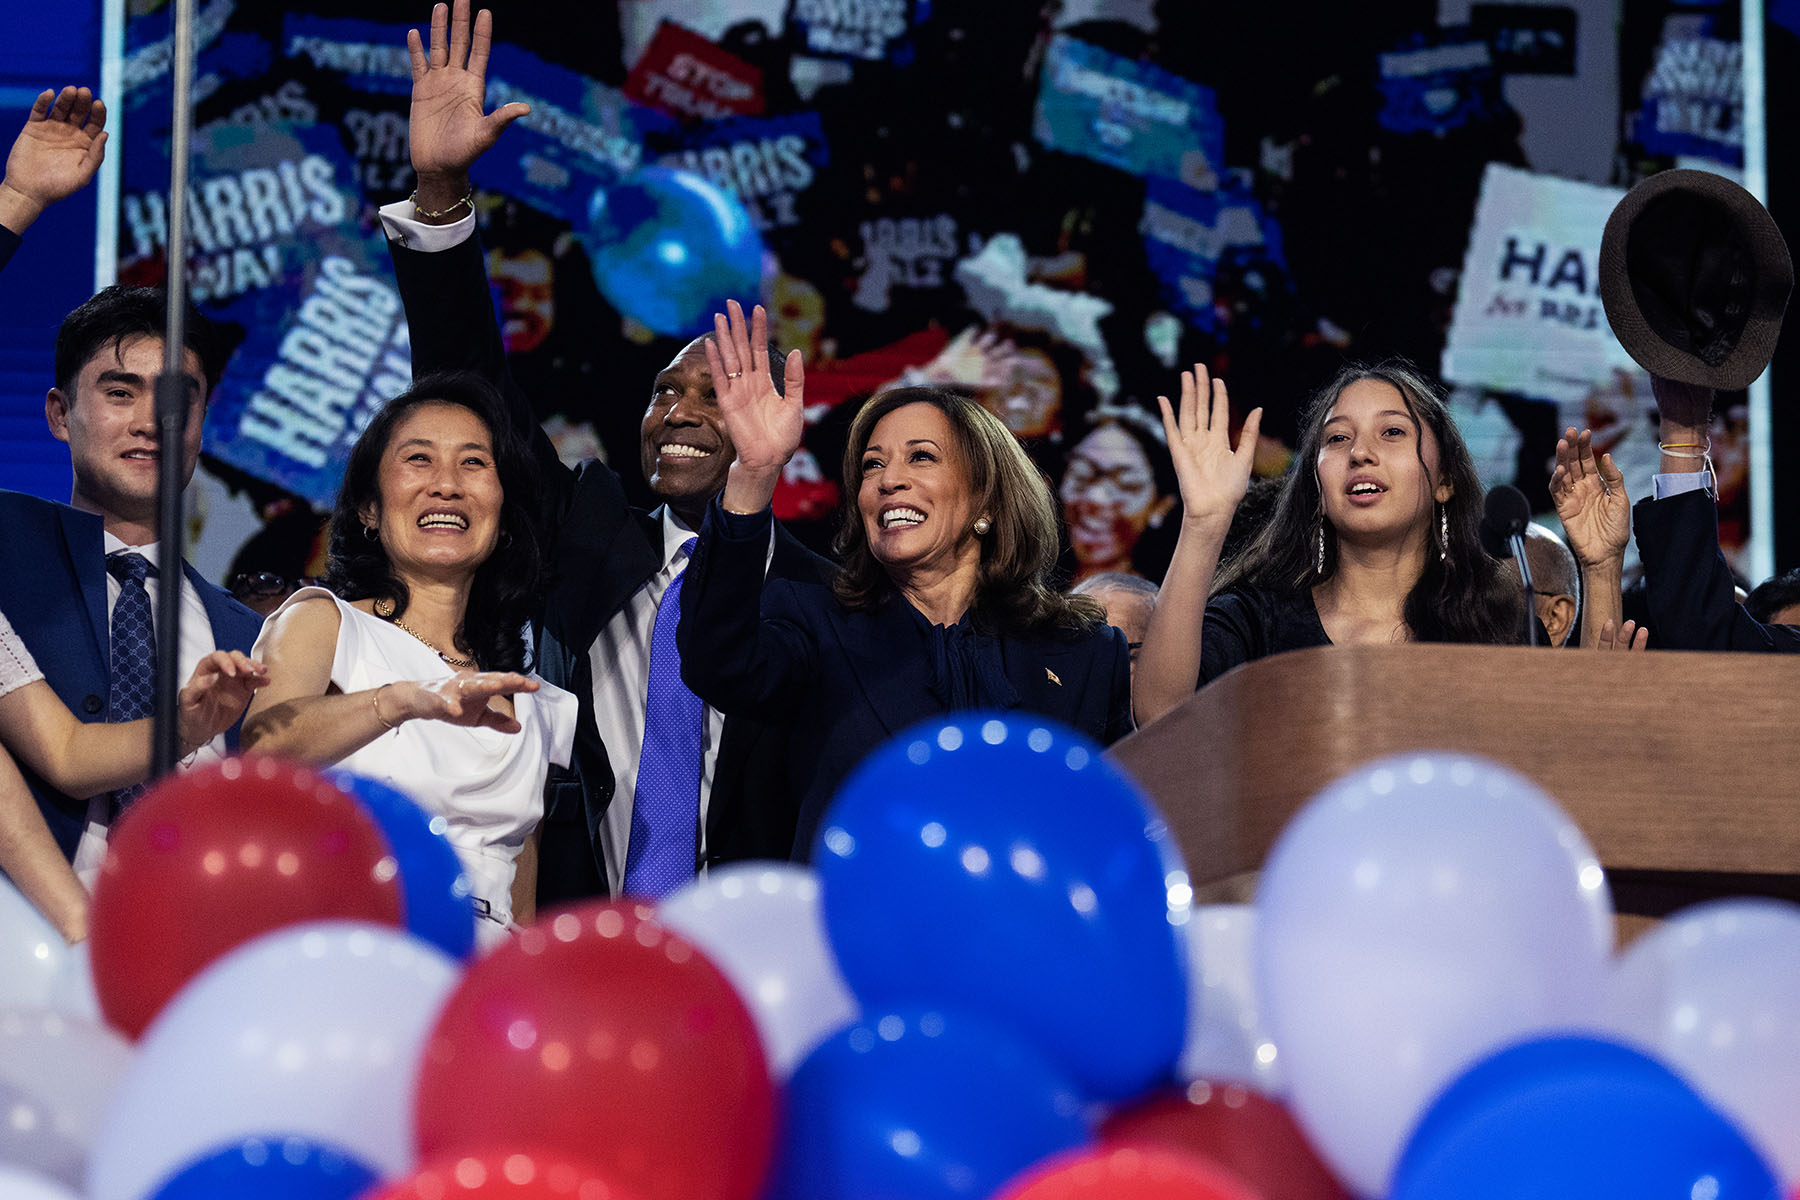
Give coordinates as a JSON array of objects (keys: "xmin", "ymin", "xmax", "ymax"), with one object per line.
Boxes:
[
  {"xmin": 0, "ymin": 611, "xmax": 43, "ymax": 698},
  {"xmin": 255, "ymin": 588, "xmax": 576, "ymax": 944}
]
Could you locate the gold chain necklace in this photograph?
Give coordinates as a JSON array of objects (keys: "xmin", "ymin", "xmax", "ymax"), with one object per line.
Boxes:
[{"xmin": 374, "ymin": 597, "xmax": 478, "ymax": 669}]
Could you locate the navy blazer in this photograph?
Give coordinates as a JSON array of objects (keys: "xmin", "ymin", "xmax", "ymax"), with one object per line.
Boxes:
[
  {"xmin": 0, "ymin": 490, "xmax": 263, "ymax": 857},
  {"xmin": 388, "ymin": 228, "xmax": 836, "ymax": 901},
  {"xmin": 1635, "ymin": 488, "xmax": 1800, "ymax": 653},
  {"xmin": 680, "ymin": 501, "xmax": 1133, "ymax": 859}
]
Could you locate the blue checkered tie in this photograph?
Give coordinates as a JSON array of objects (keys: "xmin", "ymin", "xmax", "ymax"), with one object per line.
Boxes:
[
  {"xmin": 623, "ymin": 538, "xmax": 703, "ymax": 899},
  {"xmin": 106, "ymin": 552, "xmax": 156, "ymax": 816}
]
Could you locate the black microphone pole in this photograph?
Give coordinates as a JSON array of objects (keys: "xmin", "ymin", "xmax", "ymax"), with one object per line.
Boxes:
[
  {"xmin": 1509, "ymin": 526, "xmax": 1538, "ymax": 648},
  {"xmin": 1481, "ymin": 484, "xmax": 1538, "ymax": 648},
  {"xmin": 151, "ymin": 0, "xmax": 197, "ymax": 781}
]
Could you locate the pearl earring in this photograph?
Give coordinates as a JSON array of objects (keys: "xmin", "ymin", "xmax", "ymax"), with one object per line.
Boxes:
[{"xmin": 973, "ymin": 516, "xmax": 992, "ymax": 535}]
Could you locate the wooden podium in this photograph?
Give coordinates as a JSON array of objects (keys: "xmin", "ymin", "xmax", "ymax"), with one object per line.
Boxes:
[{"xmin": 1106, "ymin": 645, "xmax": 1800, "ymax": 919}]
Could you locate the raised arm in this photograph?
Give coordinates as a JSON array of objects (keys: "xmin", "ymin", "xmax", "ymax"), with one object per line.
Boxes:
[
  {"xmin": 1635, "ymin": 377, "xmax": 1800, "ymax": 651},
  {"xmin": 677, "ymin": 300, "xmax": 819, "ymax": 713},
  {"xmin": 242, "ymin": 596, "xmax": 537, "ymax": 764},
  {"xmin": 1549, "ymin": 427, "xmax": 1634, "ymax": 650},
  {"xmin": 0, "ymin": 651, "xmax": 267, "ymax": 797},
  {"xmin": 0, "ymin": 86, "xmax": 107, "ymax": 237},
  {"xmin": 1131, "ymin": 365, "xmax": 1262, "ymax": 727},
  {"xmin": 386, "ymin": 2, "xmax": 581, "ymax": 524}
]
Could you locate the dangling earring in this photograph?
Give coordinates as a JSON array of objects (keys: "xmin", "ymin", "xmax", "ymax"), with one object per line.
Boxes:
[
  {"xmin": 373, "ymin": 595, "xmax": 396, "ymax": 618},
  {"xmin": 973, "ymin": 515, "xmax": 992, "ymax": 535},
  {"xmin": 1437, "ymin": 506, "xmax": 1450, "ymax": 565},
  {"xmin": 362, "ymin": 523, "xmax": 379, "ymax": 542},
  {"xmin": 1314, "ymin": 520, "xmax": 1327, "ymax": 575}
]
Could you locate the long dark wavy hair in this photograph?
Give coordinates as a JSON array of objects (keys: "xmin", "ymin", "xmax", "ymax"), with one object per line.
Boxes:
[
  {"xmin": 834, "ymin": 386, "xmax": 1104, "ymax": 636},
  {"xmin": 1213, "ymin": 360, "xmax": 1525, "ymax": 645},
  {"xmin": 325, "ymin": 371, "xmax": 544, "ymax": 671}
]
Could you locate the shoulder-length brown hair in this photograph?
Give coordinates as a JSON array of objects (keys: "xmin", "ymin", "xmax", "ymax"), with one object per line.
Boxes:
[{"xmin": 833, "ymin": 386, "xmax": 1103, "ymax": 636}]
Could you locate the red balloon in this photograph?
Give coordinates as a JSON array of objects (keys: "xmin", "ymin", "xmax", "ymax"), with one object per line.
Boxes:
[
  {"xmin": 1103, "ymin": 1084, "xmax": 1353, "ymax": 1200},
  {"xmin": 89, "ymin": 756, "xmax": 403, "ymax": 1038},
  {"xmin": 358, "ymin": 1150, "xmax": 647, "ymax": 1199},
  {"xmin": 998, "ymin": 1146, "xmax": 1265, "ymax": 1200},
  {"xmin": 415, "ymin": 901, "xmax": 776, "ymax": 1200}
]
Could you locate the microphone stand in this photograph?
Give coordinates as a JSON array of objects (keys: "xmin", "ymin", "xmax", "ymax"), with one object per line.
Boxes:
[
  {"xmin": 151, "ymin": 0, "xmax": 196, "ymax": 781},
  {"xmin": 1508, "ymin": 529, "xmax": 1539, "ymax": 648}
]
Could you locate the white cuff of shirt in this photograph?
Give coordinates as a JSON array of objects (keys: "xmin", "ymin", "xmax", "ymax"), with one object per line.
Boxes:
[
  {"xmin": 1651, "ymin": 470, "xmax": 1715, "ymax": 501},
  {"xmin": 377, "ymin": 199, "xmax": 476, "ymax": 253}
]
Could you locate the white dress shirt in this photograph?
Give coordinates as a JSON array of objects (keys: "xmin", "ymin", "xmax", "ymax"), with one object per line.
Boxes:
[{"xmin": 71, "ymin": 536, "xmax": 226, "ymax": 883}]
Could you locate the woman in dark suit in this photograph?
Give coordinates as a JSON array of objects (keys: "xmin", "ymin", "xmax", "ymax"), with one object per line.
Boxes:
[{"xmin": 680, "ymin": 301, "xmax": 1131, "ymax": 859}]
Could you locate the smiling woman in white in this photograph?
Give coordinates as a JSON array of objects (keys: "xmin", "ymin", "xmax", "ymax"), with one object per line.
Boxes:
[{"xmin": 245, "ymin": 372, "xmax": 574, "ymax": 946}]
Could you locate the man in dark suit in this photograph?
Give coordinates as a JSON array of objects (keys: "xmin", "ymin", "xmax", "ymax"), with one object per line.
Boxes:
[
  {"xmin": 0, "ymin": 89, "xmax": 262, "ymax": 896},
  {"xmin": 382, "ymin": 1, "xmax": 834, "ymax": 903}
]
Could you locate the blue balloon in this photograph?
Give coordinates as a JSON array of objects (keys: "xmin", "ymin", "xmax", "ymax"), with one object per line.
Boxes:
[
  {"xmin": 815, "ymin": 713, "xmax": 1188, "ymax": 1101},
  {"xmin": 769, "ymin": 1007, "xmax": 1091, "ymax": 1200},
  {"xmin": 149, "ymin": 1136, "xmax": 378, "ymax": 1200},
  {"xmin": 1392, "ymin": 1036, "xmax": 1780, "ymax": 1200},
  {"xmin": 324, "ymin": 770, "xmax": 475, "ymax": 961},
  {"xmin": 586, "ymin": 167, "xmax": 764, "ymax": 336}
]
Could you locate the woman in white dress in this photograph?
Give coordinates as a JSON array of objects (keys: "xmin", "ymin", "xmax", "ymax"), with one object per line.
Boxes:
[
  {"xmin": 0, "ymin": 614, "xmax": 265, "ymax": 941},
  {"xmin": 244, "ymin": 372, "xmax": 575, "ymax": 945}
]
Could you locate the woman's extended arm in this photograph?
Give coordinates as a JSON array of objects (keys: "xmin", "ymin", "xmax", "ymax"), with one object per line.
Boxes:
[
  {"xmin": 0, "ymin": 650, "xmax": 267, "ymax": 796},
  {"xmin": 242, "ymin": 595, "xmax": 537, "ymax": 765},
  {"xmin": 1132, "ymin": 365, "xmax": 1261, "ymax": 727}
]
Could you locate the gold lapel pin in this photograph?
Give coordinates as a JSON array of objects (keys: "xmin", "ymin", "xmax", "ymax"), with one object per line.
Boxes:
[{"xmin": 1045, "ymin": 667, "xmax": 1062, "ymax": 686}]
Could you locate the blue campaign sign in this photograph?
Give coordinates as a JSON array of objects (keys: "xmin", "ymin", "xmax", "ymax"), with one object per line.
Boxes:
[
  {"xmin": 1635, "ymin": 33, "xmax": 1743, "ymax": 165},
  {"xmin": 283, "ymin": 14, "xmax": 418, "ymax": 97},
  {"xmin": 1139, "ymin": 179, "xmax": 1222, "ymax": 333},
  {"xmin": 1032, "ymin": 36, "xmax": 1224, "ymax": 188},
  {"xmin": 1377, "ymin": 31, "xmax": 1508, "ymax": 135},
  {"xmin": 655, "ymin": 112, "xmax": 830, "ymax": 237},
  {"xmin": 786, "ymin": 0, "xmax": 925, "ymax": 65},
  {"xmin": 471, "ymin": 43, "xmax": 678, "ymax": 225},
  {"xmin": 122, "ymin": 121, "xmax": 409, "ymax": 506}
]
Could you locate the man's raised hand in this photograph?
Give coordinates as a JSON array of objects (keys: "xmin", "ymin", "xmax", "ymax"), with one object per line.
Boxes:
[
  {"xmin": 0, "ymin": 87, "xmax": 108, "ymax": 235},
  {"xmin": 406, "ymin": 0, "xmax": 529, "ymax": 206}
]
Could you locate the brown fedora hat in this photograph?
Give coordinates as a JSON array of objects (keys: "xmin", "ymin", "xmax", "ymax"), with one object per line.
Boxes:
[{"xmin": 1599, "ymin": 168, "xmax": 1792, "ymax": 391}]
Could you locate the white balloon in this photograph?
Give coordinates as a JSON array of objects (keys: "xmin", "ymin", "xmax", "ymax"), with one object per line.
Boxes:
[
  {"xmin": 0, "ymin": 1164, "xmax": 82, "ymax": 1200},
  {"xmin": 1255, "ymin": 753, "xmax": 1612, "ymax": 1198},
  {"xmin": 0, "ymin": 1007, "xmax": 132, "ymax": 1188},
  {"xmin": 0, "ymin": 880, "xmax": 94, "ymax": 1020},
  {"xmin": 87, "ymin": 920, "xmax": 459, "ymax": 1200},
  {"xmin": 1606, "ymin": 898, "xmax": 1800, "ymax": 1185},
  {"xmin": 658, "ymin": 862, "xmax": 859, "ymax": 1077},
  {"xmin": 1177, "ymin": 904, "xmax": 1282, "ymax": 1095}
]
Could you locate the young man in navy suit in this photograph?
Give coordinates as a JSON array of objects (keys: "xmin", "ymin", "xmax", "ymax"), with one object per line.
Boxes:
[
  {"xmin": 383, "ymin": 1, "xmax": 834, "ymax": 904},
  {"xmin": 0, "ymin": 90, "xmax": 262, "ymax": 904}
]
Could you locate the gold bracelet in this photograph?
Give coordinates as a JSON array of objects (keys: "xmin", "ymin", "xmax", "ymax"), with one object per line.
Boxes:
[
  {"xmin": 410, "ymin": 188, "xmax": 473, "ymax": 220},
  {"xmin": 371, "ymin": 684, "xmax": 398, "ymax": 731}
]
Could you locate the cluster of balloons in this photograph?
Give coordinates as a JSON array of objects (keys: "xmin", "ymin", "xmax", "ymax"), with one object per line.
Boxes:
[{"xmin": 1, "ymin": 729, "xmax": 1797, "ymax": 1200}]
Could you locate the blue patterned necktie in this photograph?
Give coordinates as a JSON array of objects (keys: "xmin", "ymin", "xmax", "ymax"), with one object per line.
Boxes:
[
  {"xmin": 106, "ymin": 552, "xmax": 156, "ymax": 816},
  {"xmin": 623, "ymin": 537, "xmax": 703, "ymax": 899}
]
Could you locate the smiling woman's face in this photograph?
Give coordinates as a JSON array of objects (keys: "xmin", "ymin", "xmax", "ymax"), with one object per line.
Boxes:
[
  {"xmin": 1315, "ymin": 379, "xmax": 1450, "ymax": 548},
  {"xmin": 857, "ymin": 401, "xmax": 980, "ymax": 580},
  {"xmin": 367, "ymin": 401, "xmax": 504, "ymax": 581}
]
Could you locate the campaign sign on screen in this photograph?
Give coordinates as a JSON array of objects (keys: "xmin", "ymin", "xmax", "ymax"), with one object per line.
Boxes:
[
  {"xmin": 283, "ymin": 14, "xmax": 417, "ymax": 97},
  {"xmin": 1635, "ymin": 33, "xmax": 1743, "ymax": 166},
  {"xmin": 121, "ymin": 121, "xmax": 409, "ymax": 506},
  {"xmin": 1033, "ymin": 36, "xmax": 1223, "ymax": 189},
  {"xmin": 786, "ymin": 0, "xmax": 922, "ymax": 65},
  {"xmin": 1377, "ymin": 31, "xmax": 1507, "ymax": 136},
  {"xmin": 657, "ymin": 112, "xmax": 828, "ymax": 237},
  {"xmin": 1140, "ymin": 179, "xmax": 1222, "ymax": 333},
  {"xmin": 625, "ymin": 20, "xmax": 766, "ymax": 120}
]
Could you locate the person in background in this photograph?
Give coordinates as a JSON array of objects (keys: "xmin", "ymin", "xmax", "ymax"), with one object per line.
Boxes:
[
  {"xmin": 1134, "ymin": 360, "xmax": 1527, "ymax": 727},
  {"xmin": 680, "ymin": 301, "xmax": 1131, "ymax": 859},
  {"xmin": 244, "ymin": 372, "xmax": 575, "ymax": 946},
  {"xmin": 0, "ymin": 612, "xmax": 264, "ymax": 943},
  {"xmin": 1070, "ymin": 571, "xmax": 1158, "ymax": 680},
  {"xmin": 1060, "ymin": 408, "xmax": 1179, "ymax": 585},
  {"xmin": 1745, "ymin": 570, "xmax": 1800, "ymax": 628},
  {"xmin": 1522, "ymin": 523, "xmax": 1579, "ymax": 648}
]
